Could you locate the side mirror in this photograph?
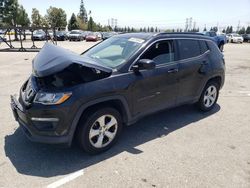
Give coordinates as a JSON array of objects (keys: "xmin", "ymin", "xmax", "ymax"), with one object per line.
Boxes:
[{"xmin": 132, "ymin": 59, "xmax": 156, "ymax": 72}]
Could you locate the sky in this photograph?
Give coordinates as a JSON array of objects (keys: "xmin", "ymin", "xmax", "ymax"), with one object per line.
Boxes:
[{"xmin": 19, "ymin": 0, "xmax": 250, "ymax": 30}]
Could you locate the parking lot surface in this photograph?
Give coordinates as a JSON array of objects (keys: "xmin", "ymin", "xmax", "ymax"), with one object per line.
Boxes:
[{"xmin": 0, "ymin": 41, "xmax": 250, "ymax": 188}]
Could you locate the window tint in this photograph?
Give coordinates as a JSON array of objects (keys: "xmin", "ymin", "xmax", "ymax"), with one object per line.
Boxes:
[
  {"xmin": 177, "ymin": 39, "xmax": 200, "ymax": 60},
  {"xmin": 141, "ymin": 40, "xmax": 175, "ymax": 65},
  {"xmin": 210, "ymin": 32, "xmax": 216, "ymax": 37},
  {"xmin": 199, "ymin": 40, "xmax": 209, "ymax": 54}
]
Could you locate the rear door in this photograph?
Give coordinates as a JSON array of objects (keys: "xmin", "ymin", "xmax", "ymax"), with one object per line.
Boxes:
[{"xmin": 176, "ymin": 39, "xmax": 211, "ymax": 104}]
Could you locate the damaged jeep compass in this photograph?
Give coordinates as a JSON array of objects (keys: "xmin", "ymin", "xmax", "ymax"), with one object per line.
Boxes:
[{"xmin": 11, "ymin": 33, "xmax": 225, "ymax": 154}]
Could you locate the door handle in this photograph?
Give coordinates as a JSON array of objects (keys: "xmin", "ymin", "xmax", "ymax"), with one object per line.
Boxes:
[{"xmin": 168, "ymin": 68, "xmax": 179, "ymax": 73}]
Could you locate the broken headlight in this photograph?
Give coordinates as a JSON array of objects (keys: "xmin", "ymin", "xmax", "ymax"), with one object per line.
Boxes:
[{"xmin": 34, "ymin": 92, "xmax": 72, "ymax": 105}]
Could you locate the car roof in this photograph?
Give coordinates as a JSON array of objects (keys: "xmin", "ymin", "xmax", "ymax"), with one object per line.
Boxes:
[{"xmin": 117, "ymin": 32, "xmax": 212, "ymax": 41}]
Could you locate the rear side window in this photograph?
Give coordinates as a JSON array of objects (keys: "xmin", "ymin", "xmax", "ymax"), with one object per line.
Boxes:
[
  {"xmin": 141, "ymin": 40, "xmax": 175, "ymax": 65},
  {"xmin": 177, "ymin": 39, "xmax": 200, "ymax": 60},
  {"xmin": 199, "ymin": 40, "xmax": 209, "ymax": 54}
]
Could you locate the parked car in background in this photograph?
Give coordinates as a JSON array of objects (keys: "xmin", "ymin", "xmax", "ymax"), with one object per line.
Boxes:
[
  {"xmin": 226, "ymin": 34, "xmax": 230, "ymax": 43},
  {"xmin": 68, "ymin": 30, "xmax": 84, "ymax": 41},
  {"xmin": 85, "ymin": 32, "xmax": 101, "ymax": 42},
  {"xmin": 55, "ymin": 31, "xmax": 68, "ymax": 41},
  {"xmin": 201, "ymin": 31, "xmax": 227, "ymax": 51},
  {"xmin": 0, "ymin": 29, "xmax": 6, "ymax": 34},
  {"xmin": 82, "ymin": 31, "xmax": 91, "ymax": 39},
  {"xmin": 11, "ymin": 33, "xmax": 225, "ymax": 154},
  {"xmin": 242, "ymin": 34, "xmax": 250, "ymax": 42},
  {"xmin": 102, "ymin": 32, "xmax": 117, "ymax": 40},
  {"xmin": 227, "ymin": 33, "xmax": 243, "ymax": 43},
  {"xmin": 24, "ymin": 30, "xmax": 32, "ymax": 35},
  {"xmin": 6, "ymin": 30, "xmax": 15, "ymax": 35},
  {"xmin": 31, "ymin": 30, "xmax": 47, "ymax": 41},
  {"xmin": 95, "ymin": 32, "xmax": 102, "ymax": 40}
]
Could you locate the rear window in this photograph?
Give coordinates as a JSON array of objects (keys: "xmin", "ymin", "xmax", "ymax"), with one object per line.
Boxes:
[
  {"xmin": 177, "ymin": 39, "xmax": 200, "ymax": 60},
  {"xmin": 199, "ymin": 40, "xmax": 209, "ymax": 54}
]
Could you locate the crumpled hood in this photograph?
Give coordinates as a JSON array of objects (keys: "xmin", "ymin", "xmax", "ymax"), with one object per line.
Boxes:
[{"xmin": 32, "ymin": 43, "xmax": 112, "ymax": 77}]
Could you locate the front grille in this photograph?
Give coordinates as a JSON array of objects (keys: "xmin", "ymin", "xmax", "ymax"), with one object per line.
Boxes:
[{"xmin": 20, "ymin": 77, "xmax": 38, "ymax": 106}]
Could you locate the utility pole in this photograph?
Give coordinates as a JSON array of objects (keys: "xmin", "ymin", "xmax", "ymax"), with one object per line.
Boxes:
[
  {"xmin": 185, "ymin": 18, "xmax": 189, "ymax": 32},
  {"xmin": 189, "ymin": 17, "xmax": 193, "ymax": 31},
  {"xmin": 237, "ymin": 20, "xmax": 240, "ymax": 32},
  {"xmin": 114, "ymin": 19, "xmax": 117, "ymax": 28}
]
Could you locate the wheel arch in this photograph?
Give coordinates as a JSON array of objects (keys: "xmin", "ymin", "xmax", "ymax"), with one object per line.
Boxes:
[
  {"xmin": 68, "ymin": 96, "xmax": 132, "ymax": 145},
  {"xmin": 207, "ymin": 76, "xmax": 222, "ymax": 88}
]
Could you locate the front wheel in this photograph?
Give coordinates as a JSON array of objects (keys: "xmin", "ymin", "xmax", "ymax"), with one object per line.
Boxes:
[
  {"xmin": 197, "ymin": 81, "xmax": 219, "ymax": 112},
  {"xmin": 76, "ymin": 107, "xmax": 123, "ymax": 154}
]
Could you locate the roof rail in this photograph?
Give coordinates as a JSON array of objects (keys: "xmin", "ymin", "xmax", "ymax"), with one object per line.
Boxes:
[{"xmin": 157, "ymin": 32, "xmax": 204, "ymax": 36}]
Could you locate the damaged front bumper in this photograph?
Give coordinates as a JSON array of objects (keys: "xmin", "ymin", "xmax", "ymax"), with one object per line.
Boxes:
[{"xmin": 10, "ymin": 95, "xmax": 73, "ymax": 146}]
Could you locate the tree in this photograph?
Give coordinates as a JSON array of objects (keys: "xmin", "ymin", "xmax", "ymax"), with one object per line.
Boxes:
[
  {"xmin": 45, "ymin": 6, "xmax": 67, "ymax": 28},
  {"xmin": 229, "ymin": 26, "xmax": 233, "ymax": 33},
  {"xmin": 76, "ymin": 16, "xmax": 87, "ymax": 30},
  {"xmin": 155, "ymin": 27, "xmax": 158, "ymax": 32},
  {"xmin": 222, "ymin": 29, "xmax": 226, "ymax": 33},
  {"xmin": 1, "ymin": 1, "xmax": 31, "ymax": 39},
  {"xmin": 87, "ymin": 16, "xmax": 94, "ymax": 31},
  {"xmin": 246, "ymin": 26, "xmax": 250, "ymax": 34},
  {"xmin": 150, "ymin": 27, "xmax": 154, "ymax": 32},
  {"xmin": 0, "ymin": 0, "xmax": 4, "ymax": 26},
  {"xmin": 31, "ymin": 8, "xmax": 42, "ymax": 27},
  {"xmin": 78, "ymin": 0, "xmax": 87, "ymax": 23},
  {"xmin": 68, "ymin": 13, "xmax": 79, "ymax": 31},
  {"xmin": 17, "ymin": 5, "xmax": 30, "ymax": 27},
  {"xmin": 1, "ymin": 0, "xmax": 18, "ymax": 26},
  {"xmin": 203, "ymin": 27, "xmax": 207, "ymax": 31},
  {"xmin": 238, "ymin": 27, "xmax": 246, "ymax": 35},
  {"xmin": 41, "ymin": 16, "xmax": 49, "ymax": 27}
]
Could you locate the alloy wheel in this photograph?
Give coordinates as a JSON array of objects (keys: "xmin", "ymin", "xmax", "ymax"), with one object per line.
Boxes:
[
  {"xmin": 203, "ymin": 85, "xmax": 217, "ymax": 108},
  {"xmin": 89, "ymin": 115, "xmax": 118, "ymax": 148}
]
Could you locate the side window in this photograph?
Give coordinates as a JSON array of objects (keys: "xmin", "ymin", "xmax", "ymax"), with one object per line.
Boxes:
[
  {"xmin": 177, "ymin": 39, "xmax": 200, "ymax": 60},
  {"xmin": 210, "ymin": 32, "xmax": 216, "ymax": 37},
  {"xmin": 141, "ymin": 40, "xmax": 175, "ymax": 65},
  {"xmin": 199, "ymin": 40, "xmax": 209, "ymax": 54}
]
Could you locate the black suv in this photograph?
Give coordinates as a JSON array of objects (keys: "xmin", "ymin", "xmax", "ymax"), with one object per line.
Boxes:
[{"xmin": 11, "ymin": 33, "xmax": 225, "ymax": 154}]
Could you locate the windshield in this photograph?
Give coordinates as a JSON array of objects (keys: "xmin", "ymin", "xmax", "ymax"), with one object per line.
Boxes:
[
  {"xmin": 233, "ymin": 34, "xmax": 241, "ymax": 37},
  {"xmin": 82, "ymin": 36, "xmax": 145, "ymax": 68},
  {"xmin": 70, "ymin": 31, "xmax": 80, "ymax": 34},
  {"xmin": 56, "ymin": 31, "xmax": 64, "ymax": 35},
  {"xmin": 35, "ymin": 31, "xmax": 44, "ymax": 35}
]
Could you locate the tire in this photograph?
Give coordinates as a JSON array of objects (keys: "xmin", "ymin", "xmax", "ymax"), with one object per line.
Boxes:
[
  {"xmin": 76, "ymin": 107, "xmax": 123, "ymax": 154},
  {"xmin": 197, "ymin": 81, "xmax": 219, "ymax": 112},
  {"xmin": 219, "ymin": 43, "xmax": 224, "ymax": 52}
]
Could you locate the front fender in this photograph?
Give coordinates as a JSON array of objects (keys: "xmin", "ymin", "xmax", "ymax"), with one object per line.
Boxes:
[{"xmin": 67, "ymin": 95, "xmax": 132, "ymax": 145}]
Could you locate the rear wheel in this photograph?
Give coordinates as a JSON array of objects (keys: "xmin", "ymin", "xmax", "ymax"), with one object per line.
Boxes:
[
  {"xmin": 76, "ymin": 107, "xmax": 123, "ymax": 154},
  {"xmin": 197, "ymin": 81, "xmax": 219, "ymax": 112}
]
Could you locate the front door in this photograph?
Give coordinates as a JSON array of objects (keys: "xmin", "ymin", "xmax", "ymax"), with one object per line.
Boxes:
[{"xmin": 130, "ymin": 40, "xmax": 180, "ymax": 116}]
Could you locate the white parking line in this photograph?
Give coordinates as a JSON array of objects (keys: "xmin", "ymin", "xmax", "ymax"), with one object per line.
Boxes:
[
  {"xmin": 238, "ymin": 91, "xmax": 250, "ymax": 94},
  {"xmin": 47, "ymin": 169, "xmax": 84, "ymax": 188}
]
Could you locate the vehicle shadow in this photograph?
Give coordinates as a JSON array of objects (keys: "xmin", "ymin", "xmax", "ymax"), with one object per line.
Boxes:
[{"xmin": 4, "ymin": 104, "xmax": 220, "ymax": 177}]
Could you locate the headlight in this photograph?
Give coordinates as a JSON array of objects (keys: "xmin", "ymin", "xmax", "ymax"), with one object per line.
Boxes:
[{"xmin": 34, "ymin": 92, "xmax": 72, "ymax": 105}]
